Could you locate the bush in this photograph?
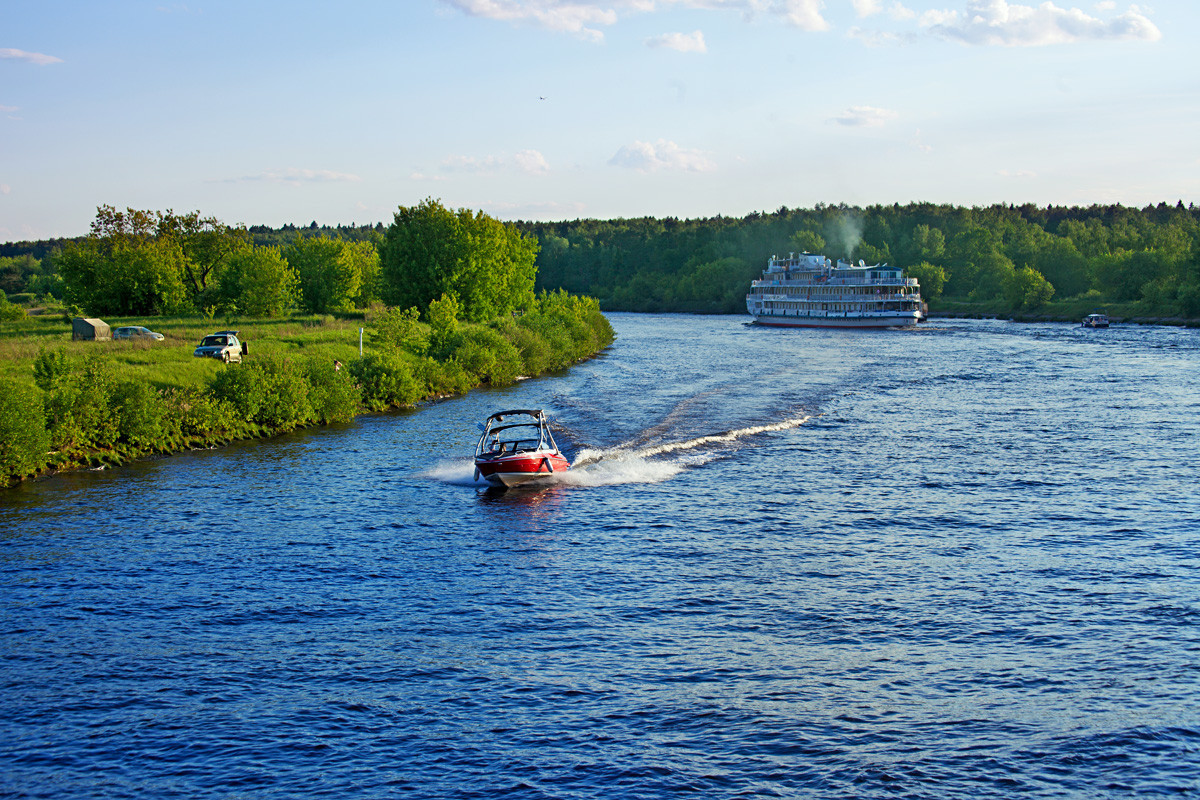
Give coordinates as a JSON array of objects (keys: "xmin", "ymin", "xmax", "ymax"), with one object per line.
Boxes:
[
  {"xmin": 349, "ymin": 352, "xmax": 422, "ymax": 410},
  {"xmin": 43, "ymin": 357, "xmax": 119, "ymax": 457},
  {"xmin": 211, "ymin": 362, "xmax": 268, "ymax": 422},
  {"xmin": 449, "ymin": 326, "xmax": 523, "ymax": 385},
  {"xmin": 304, "ymin": 358, "xmax": 361, "ymax": 423},
  {"xmin": 33, "ymin": 347, "xmax": 71, "ymax": 392},
  {"xmin": 112, "ymin": 380, "xmax": 169, "ymax": 451},
  {"xmin": 0, "ymin": 379, "xmax": 50, "ymax": 485},
  {"xmin": 165, "ymin": 386, "xmax": 242, "ymax": 445},
  {"xmin": 369, "ymin": 305, "xmax": 429, "ymax": 353}
]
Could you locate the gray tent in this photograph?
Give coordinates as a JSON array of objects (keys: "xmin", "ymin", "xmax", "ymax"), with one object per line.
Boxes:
[{"xmin": 72, "ymin": 318, "xmax": 111, "ymax": 341}]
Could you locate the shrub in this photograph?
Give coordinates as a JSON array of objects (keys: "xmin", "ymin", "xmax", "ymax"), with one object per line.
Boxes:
[
  {"xmin": 167, "ymin": 387, "xmax": 242, "ymax": 444},
  {"xmin": 450, "ymin": 326, "xmax": 523, "ymax": 385},
  {"xmin": 43, "ymin": 357, "xmax": 119, "ymax": 457},
  {"xmin": 112, "ymin": 380, "xmax": 169, "ymax": 451},
  {"xmin": 211, "ymin": 362, "xmax": 268, "ymax": 422},
  {"xmin": 0, "ymin": 379, "xmax": 50, "ymax": 485},
  {"xmin": 369, "ymin": 305, "xmax": 429, "ymax": 353},
  {"xmin": 305, "ymin": 358, "xmax": 362, "ymax": 423},
  {"xmin": 349, "ymin": 352, "xmax": 422, "ymax": 410},
  {"xmin": 33, "ymin": 347, "xmax": 71, "ymax": 392}
]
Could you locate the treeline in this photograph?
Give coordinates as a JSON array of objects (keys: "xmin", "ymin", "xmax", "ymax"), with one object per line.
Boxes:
[
  {"xmin": 0, "ymin": 219, "xmax": 383, "ymax": 309},
  {"xmin": 517, "ymin": 202, "xmax": 1200, "ymax": 318},
  {"xmin": 8, "ymin": 201, "xmax": 1199, "ymax": 319},
  {"xmin": 0, "ymin": 290, "xmax": 614, "ymax": 487}
]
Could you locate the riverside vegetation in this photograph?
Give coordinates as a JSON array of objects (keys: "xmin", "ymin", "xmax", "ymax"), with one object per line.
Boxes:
[{"xmin": 0, "ymin": 200, "xmax": 613, "ymax": 487}]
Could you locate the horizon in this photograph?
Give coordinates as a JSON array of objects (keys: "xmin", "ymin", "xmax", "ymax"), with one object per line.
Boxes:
[{"xmin": 3, "ymin": 0, "xmax": 1197, "ymax": 241}]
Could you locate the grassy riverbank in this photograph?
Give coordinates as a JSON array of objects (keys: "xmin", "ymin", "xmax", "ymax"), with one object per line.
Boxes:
[{"xmin": 0, "ymin": 293, "xmax": 614, "ymax": 487}]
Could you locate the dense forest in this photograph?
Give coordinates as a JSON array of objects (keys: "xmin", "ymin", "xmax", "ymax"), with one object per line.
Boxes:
[
  {"xmin": 4, "ymin": 201, "xmax": 1199, "ymax": 322},
  {"xmin": 518, "ymin": 202, "xmax": 1200, "ymax": 321}
]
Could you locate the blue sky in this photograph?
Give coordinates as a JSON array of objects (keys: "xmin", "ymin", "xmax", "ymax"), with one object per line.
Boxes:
[{"xmin": 2, "ymin": 0, "xmax": 1195, "ymax": 240}]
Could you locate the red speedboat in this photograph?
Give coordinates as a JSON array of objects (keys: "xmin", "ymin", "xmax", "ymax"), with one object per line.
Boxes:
[{"xmin": 474, "ymin": 409, "xmax": 570, "ymax": 488}]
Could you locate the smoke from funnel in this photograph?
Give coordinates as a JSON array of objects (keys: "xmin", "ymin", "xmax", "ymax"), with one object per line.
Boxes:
[{"xmin": 828, "ymin": 213, "xmax": 864, "ymax": 260}]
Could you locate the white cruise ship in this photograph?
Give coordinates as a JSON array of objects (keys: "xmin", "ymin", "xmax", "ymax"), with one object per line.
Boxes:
[{"xmin": 746, "ymin": 252, "xmax": 923, "ymax": 328}]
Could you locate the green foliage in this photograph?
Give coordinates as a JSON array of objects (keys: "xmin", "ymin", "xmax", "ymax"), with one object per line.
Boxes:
[
  {"xmin": 0, "ymin": 291, "xmax": 25, "ymax": 322},
  {"xmin": 426, "ymin": 292, "xmax": 460, "ymax": 356},
  {"xmin": 379, "ymin": 198, "xmax": 538, "ymax": 322},
  {"xmin": 0, "ymin": 378, "xmax": 50, "ymax": 485},
  {"xmin": 349, "ymin": 352, "xmax": 423, "ymax": 410},
  {"xmin": 447, "ymin": 326, "xmax": 523, "ymax": 386},
  {"xmin": 112, "ymin": 380, "xmax": 169, "ymax": 450},
  {"xmin": 286, "ymin": 234, "xmax": 364, "ymax": 314},
  {"xmin": 519, "ymin": 201, "xmax": 1200, "ymax": 318},
  {"xmin": 217, "ymin": 246, "xmax": 298, "ymax": 316},
  {"xmin": 211, "ymin": 356, "xmax": 315, "ymax": 432},
  {"xmin": 790, "ymin": 230, "xmax": 826, "ymax": 253},
  {"xmin": 32, "ymin": 347, "xmax": 71, "ymax": 391},
  {"xmin": 166, "ymin": 386, "xmax": 241, "ymax": 445},
  {"xmin": 43, "ymin": 356, "xmax": 120, "ymax": 456},
  {"xmin": 906, "ymin": 262, "xmax": 946, "ymax": 301},
  {"xmin": 368, "ymin": 305, "xmax": 429, "ymax": 353},
  {"xmin": 304, "ymin": 358, "xmax": 361, "ymax": 423},
  {"xmin": 56, "ymin": 236, "xmax": 190, "ymax": 316},
  {"xmin": 1005, "ymin": 266, "xmax": 1055, "ymax": 310}
]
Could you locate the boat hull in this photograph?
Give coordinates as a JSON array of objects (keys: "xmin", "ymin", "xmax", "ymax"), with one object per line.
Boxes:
[
  {"xmin": 749, "ymin": 313, "xmax": 919, "ymax": 329},
  {"xmin": 475, "ymin": 451, "xmax": 571, "ymax": 487}
]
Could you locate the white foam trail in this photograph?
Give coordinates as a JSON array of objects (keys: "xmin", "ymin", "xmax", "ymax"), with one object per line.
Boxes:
[
  {"xmin": 420, "ymin": 459, "xmax": 486, "ymax": 486},
  {"xmin": 573, "ymin": 414, "xmax": 811, "ymax": 466},
  {"xmin": 553, "ymin": 452, "xmax": 683, "ymax": 487}
]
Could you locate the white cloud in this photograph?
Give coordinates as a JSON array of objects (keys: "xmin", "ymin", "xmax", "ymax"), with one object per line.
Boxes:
[
  {"xmin": 920, "ymin": 0, "xmax": 1162, "ymax": 46},
  {"xmin": 0, "ymin": 48, "xmax": 63, "ymax": 65},
  {"xmin": 441, "ymin": 0, "xmax": 619, "ymax": 41},
  {"xmin": 441, "ymin": 154, "xmax": 506, "ymax": 173},
  {"xmin": 609, "ymin": 139, "xmax": 716, "ymax": 172},
  {"xmin": 436, "ymin": 149, "xmax": 552, "ymax": 175},
  {"xmin": 440, "ymin": 0, "xmax": 832, "ymax": 38},
  {"xmin": 646, "ymin": 30, "xmax": 707, "ymax": 52},
  {"xmin": 513, "ymin": 149, "xmax": 551, "ymax": 174},
  {"xmin": 852, "ymin": 0, "xmax": 883, "ymax": 17},
  {"xmin": 0, "ymin": 104, "xmax": 18, "ymax": 112},
  {"xmin": 229, "ymin": 168, "xmax": 362, "ymax": 184},
  {"xmin": 998, "ymin": 168, "xmax": 1037, "ymax": 177},
  {"xmin": 1, "ymin": 184, "xmax": 10, "ymax": 195},
  {"xmin": 830, "ymin": 105, "xmax": 898, "ymax": 126}
]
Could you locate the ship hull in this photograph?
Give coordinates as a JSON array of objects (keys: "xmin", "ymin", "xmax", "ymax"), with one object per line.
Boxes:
[{"xmin": 749, "ymin": 313, "xmax": 919, "ymax": 329}]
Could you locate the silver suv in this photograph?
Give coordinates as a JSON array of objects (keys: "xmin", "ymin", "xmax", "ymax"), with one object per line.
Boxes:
[{"xmin": 193, "ymin": 330, "xmax": 245, "ymax": 363}]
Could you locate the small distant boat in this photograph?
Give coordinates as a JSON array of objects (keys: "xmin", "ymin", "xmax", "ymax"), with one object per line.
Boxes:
[
  {"xmin": 474, "ymin": 409, "xmax": 570, "ymax": 488},
  {"xmin": 1082, "ymin": 313, "xmax": 1110, "ymax": 328}
]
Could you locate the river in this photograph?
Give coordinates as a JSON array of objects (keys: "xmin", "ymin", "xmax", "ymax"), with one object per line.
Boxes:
[{"xmin": 3, "ymin": 314, "xmax": 1199, "ymax": 798}]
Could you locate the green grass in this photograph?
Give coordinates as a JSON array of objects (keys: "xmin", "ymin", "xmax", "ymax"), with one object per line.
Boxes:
[{"xmin": 0, "ymin": 313, "xmax": 368, "ymax": 389}]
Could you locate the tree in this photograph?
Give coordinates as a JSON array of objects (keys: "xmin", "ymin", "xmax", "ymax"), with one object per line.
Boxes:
[
  {"xmin": 56, "ymin": 235, "xmax": 189, "ymax": 316},
  {"xmin": 216, "ymin": 246, "xmax": 298, "ymax": 316},
  {"xmin": 287, "ymin": 235, "xmax": 363, "ymax": 314},
  {"xmin": 380, "ymin": 198, "xmax": 539, "ymax": 322},
  {"xmin": 905, "ymin": 262, "xmax": 947, "ymax": 302},
  {"xmin": 1005, "ymin": 266, "xmax": 1055, "ymax": 310},
  {"xmin": 789, "ymin": 230, "xmax": 825, "ymax": 254},
  {"xmin": 151, "ymin": 210, "xmax": 251, "ymax": 304}
]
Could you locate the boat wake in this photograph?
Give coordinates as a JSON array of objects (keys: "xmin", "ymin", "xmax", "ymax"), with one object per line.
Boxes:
[{"xmin": 421, "ymin": 414, "xmax": 812, "ymax": 489}]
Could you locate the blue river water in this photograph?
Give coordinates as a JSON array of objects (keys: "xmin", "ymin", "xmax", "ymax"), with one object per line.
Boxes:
[{"xmin": 2, "ymin": 314, "xmax": 1199, "ymax": 799}]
